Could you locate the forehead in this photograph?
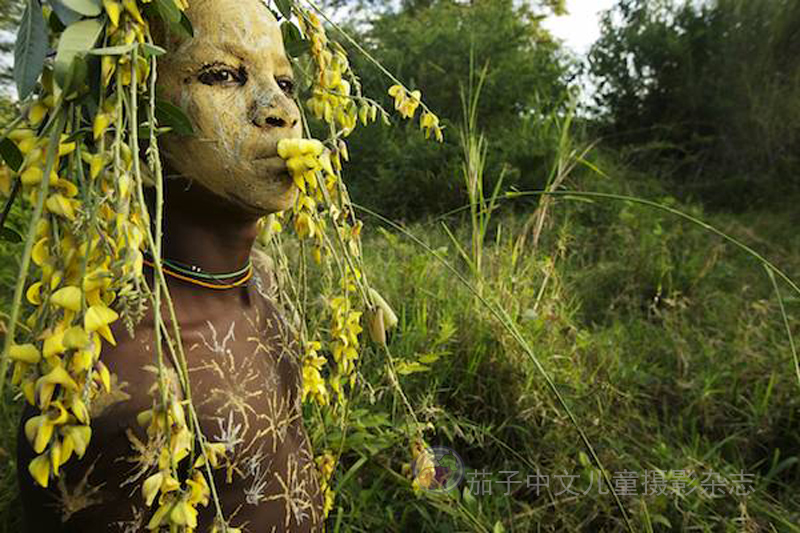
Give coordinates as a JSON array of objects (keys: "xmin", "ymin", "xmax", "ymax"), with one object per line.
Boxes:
[{"xmin": 172, "ymin": 0, "xmax": 289, "ymax": 67}]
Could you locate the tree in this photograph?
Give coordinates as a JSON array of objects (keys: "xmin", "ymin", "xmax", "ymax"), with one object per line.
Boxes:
[
  {"xmin": 326, "ymin": 0, "xmax": 572, "ymax": 218},
  {"xmin": 589, "ymin": 0, "xmax": 800, "ymax": 208}
]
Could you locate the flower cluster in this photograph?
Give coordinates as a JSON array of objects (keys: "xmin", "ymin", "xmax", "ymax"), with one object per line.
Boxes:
[
  {"xmin": 9, "ymin": 84, "xmax": 146, "ymax": 491},
  {"xmin": 389, "ymin": 84, "xmax": 443, "ymax": 142},
  {"xmin": 301, "ymin": 341, "xmax": 329, "ymax": 406},
  {"xmin": 297, "ymin": 9, "xmax": 381, "ymax": 136},
  {"xmin": 315, "ymin": 451, "xmax": 337, "ymax": 519},
  {"xmin": 137, "ymin": 389, "xmax": 224, "ymax": 532},
  {"xmin": 278, "ymin": 138, "xmax": 331, "ymax": 263},
  {"xmin": 328, "ymin": 276, "xmax": 363, "ymax": 402},
  {"xmin": 410, "ymin": 437, "xmax": 436, "ymax": 493}
]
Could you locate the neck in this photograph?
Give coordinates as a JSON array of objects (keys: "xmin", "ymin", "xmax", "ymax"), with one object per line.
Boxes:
[{"xmin": 148, "ymin": 178, "xmax": 262, "ymax": 273}]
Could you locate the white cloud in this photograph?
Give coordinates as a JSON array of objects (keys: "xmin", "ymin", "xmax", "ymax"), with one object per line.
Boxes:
[{"xmin": 542, "ymin": 0, "xmax": 616, "ymax": 54}]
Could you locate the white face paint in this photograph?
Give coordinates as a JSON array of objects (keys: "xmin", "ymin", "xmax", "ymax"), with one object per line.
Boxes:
[{"xmin": 157, "ymin": 0, "xmax": 301, "ymax": 214}]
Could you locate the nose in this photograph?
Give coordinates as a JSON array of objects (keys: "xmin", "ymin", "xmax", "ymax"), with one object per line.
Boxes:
[{"xmin": 250, "ymin": 92, "xmax": 299, "ymax": 130}]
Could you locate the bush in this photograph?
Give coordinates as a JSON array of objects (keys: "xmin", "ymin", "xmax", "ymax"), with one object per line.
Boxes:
[{"xmin": 589, "ymin": 0, "xmax": 800, "ymax": 209}]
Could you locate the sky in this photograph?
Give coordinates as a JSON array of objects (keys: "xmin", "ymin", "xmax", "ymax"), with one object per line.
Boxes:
[{"xmin": 542, "ymin": 0, "xmax": 617, "ymax": 54}]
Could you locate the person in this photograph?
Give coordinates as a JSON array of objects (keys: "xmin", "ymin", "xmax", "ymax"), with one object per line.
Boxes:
[{"xmin": 16, "ymin": 0, "xmax": 325, "ymax": 530}]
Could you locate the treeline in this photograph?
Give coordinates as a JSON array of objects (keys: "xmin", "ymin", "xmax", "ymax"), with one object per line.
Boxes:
[
  {"xmin": 587, "ymin": 0, "xmax": 800, "ymax": 209},
  {"xmin": 331, "ymin": 0, "xmax": 800, "ymax": 217}
]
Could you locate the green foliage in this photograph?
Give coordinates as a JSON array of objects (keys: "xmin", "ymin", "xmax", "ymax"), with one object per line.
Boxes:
[
  {"xmin": 589, "ymin": 0, "xmax": 800, "ymax": 209},
  {"xmin": 326, "ymin": 0, "xmax": 572, "ymax": 219},
  {"xmin": 315, "ymin": 163, "xmax": 800, "ymax": 530}
]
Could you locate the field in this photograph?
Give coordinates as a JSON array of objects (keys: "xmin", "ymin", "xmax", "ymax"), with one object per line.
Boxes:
[{"xmin": 1, "ymin": 0, "xmax": 800, "ymax": 530}]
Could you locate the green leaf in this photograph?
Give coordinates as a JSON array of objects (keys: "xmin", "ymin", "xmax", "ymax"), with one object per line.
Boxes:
[
  {"xmin": 0, "ymin": 227, "xmax": 23, "ymax": 244},
  {"xmin": 417, "ymin": 353, "xmax": 441, "ymax": 364},
  {"xmin": 14, "ymin": 0, "xmax": 49, "ymax": 99},
  {"xmin": 141, "ymin": 43, "xmax": 166, "ymax": 57},
  {"xmin": 493, "ymin": 522, "xmax": 506, "ymax": 533},
  {"xmin": 178, "ymin": 12, "xmax": 194, "ymax": 38},
  {"xmin": 652, "ymin": 515, "xmax": 672, "ymax": 528},
  {"xmin": 0, "ymin": 139, "xmax": 24, "ymax": 172},
  {"xmin": 62, "ymin": 127, "xmax": 91, "ymax": 144},
  {"xmin": 155, "ymin": 100, "xmax": 194, "ymax": 136},
  {"xmin": 54, "ymin": 18, "xmax": 104, "ymax": 89},
  {"xmin": 154, "ymin": 0, "xmax": 180, "ymax": 24},
  {"xmin": 281, "ymin": 21, "xmax": 308, "ymax": 58},
  {"xmin": 59, "ymin": 0, "xmax": 100, "ymax": 16},
  {"xmin": 88, "ymin": 44, "xmax": 136, "ymax": 56},
  {"xmin": 138, "ymin": 125, "xmax": 171, "ymax": 139},
  {"xmin": 396, "ymin": 361, "xmax": 430, "ymax": 375},
  {"xmin": 50, "ymin": 0, "xmax": 81, "ymax": 26},
  {"xmin": 275, "ymin": 0, "xmax": 293, "ymax": 20},
  {"xmin": 462, "ymin": 486, "xmax": 477, "ymax": 510}
]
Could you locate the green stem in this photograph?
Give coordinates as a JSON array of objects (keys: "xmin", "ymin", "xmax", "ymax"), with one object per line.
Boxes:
[{"xmin": 765, "ymin": 266, "xmax": 800, "ymax": 389}]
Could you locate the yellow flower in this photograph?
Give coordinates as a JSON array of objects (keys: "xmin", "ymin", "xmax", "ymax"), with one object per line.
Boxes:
[
  {"xmin": 37, "ymin": 366, "xmax": 79, "ymax": 409},
  {"xmin": 84, "ymin": 304, "xmax": 119, "ymax": 345},
  {"xmin": 62, "ymin": 326, "xmax": 91, "ymax": 350},
  {"xmin": 42, "ymin": 326, "xmax": 66, "ymax": 359},
  {"xmin": 51, "ymin": 286, "xmax": 82, "ymax": 312},
  {"xmin": 302, "ymin": 364, "xmax": 328, "ymax": 405},
  {"xmin": 20, "ymin": 166, "xmax": 43, "ymax": 186},
  {"xmin": 45, "ymin": 194, "xmax": 77, "ymax": 220},
  {"xmin": 0, "ymin": 166, "xmax": 11, "ymax": 197},
  {"xmin": 399, "ymin": 90, "xmax": 422, "ymax": 120},
  {"xmin": 143, "ymin": 471, "xmax": 164, "ymax": 506},
  {"xmin": 28, "ymin": 454, "xmax": 51, "ymax": 487},
  {"xmin": 95, "ymin": 361, "xmax": 111, "ymax": 392},
  {"xmin": 25, "ymin": 415, "xmax": 54, "ymax": 454},
  {"xmin": 28, "ymin": 103, "xmax": 48, "ymax": 126},
  {"xmin": 102, "ymin": 0, "xmax": 121, "ymax": 27},
  {"xmin": 57, "ymin": 135, "xmax": 76, "ymax": 156},
  {"xmin": 69, "ymin": 395, "xmax": 90, "ymax": 424},
  {"xmin": 295, "ymin": 212, "xmax": 317, "ymax": 239},
  {"xmin": 147, "ymin": 499, "xmax": 173, "ymax": 530},
  {"xmin": 70, "ymin": 349, "xmax": 94, "ymax": 374},
  {"xmin": 122, "ymin": 0, "xmax": 145, "ymax": 24},
  {"xmin": 93, "ymin": 113, "xmax": 112, "ymax": 140},
  {"xmin": 194, "ymin": 442, "xmax": 227, "ymax": 469},
  {"xmin": 26, "ymin": 282, "xmax": 43, "ymax": 306},
  {"xmin": 8, "ymin": 344, "xmax": 41, "ymax": 364},
  {"xmin": 316, "ymin": 452, "xmax": 336, "ymax": 481},
  {"xmin": 187, "ymin": 471, "xmax": 210, "ymax": 507},
  {"xmin": 62, "ymin": 425, "xmax": 91, "ymax": 458},
  {"xmin": 32, "ymin": 237, "xmax": 49, "ymax": 267},
  {"xmin": 170, "ymin": 500, "xmax": 198, "ymax": 528}
]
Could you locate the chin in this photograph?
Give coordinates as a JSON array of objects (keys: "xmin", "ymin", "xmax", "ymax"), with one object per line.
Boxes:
[{"xmin": 230, "ymin": 186, "xmax": 297, "ymax": 215}]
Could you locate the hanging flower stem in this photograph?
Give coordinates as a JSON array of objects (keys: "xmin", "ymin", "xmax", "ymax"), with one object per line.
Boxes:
[{"xmin": 0, "ymin": 109, "xmax": 66, "ymax": 396}]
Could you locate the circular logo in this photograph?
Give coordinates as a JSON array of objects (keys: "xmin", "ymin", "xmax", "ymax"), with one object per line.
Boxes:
[{"xmin": 411, "ymin": 446, "xmax": 465, "ymax": 493}]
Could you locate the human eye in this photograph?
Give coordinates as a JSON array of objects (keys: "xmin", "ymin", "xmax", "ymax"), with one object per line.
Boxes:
[
  {"xmin": 277, "ymin": 77, "xmax": 295, "ymax": 95},
  {"xmin": 198, "ymin": 64, "xmax": 246, "ymax": 87}
]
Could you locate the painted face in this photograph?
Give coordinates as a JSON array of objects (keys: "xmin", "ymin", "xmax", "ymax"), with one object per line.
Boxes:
[{"xmin": 156, "ymin": 0, "xmax": 301, "ymax": 215}]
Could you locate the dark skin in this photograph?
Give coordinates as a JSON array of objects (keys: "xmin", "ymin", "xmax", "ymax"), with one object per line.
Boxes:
[{"xmin": 17, "ymin": 165, "xmax": 324, "ymax": 532}]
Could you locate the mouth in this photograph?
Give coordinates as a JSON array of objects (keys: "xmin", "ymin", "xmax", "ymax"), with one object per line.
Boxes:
[{"xmin": 254, "ymin": 157, "xmax": 293, "ymax": 183}]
